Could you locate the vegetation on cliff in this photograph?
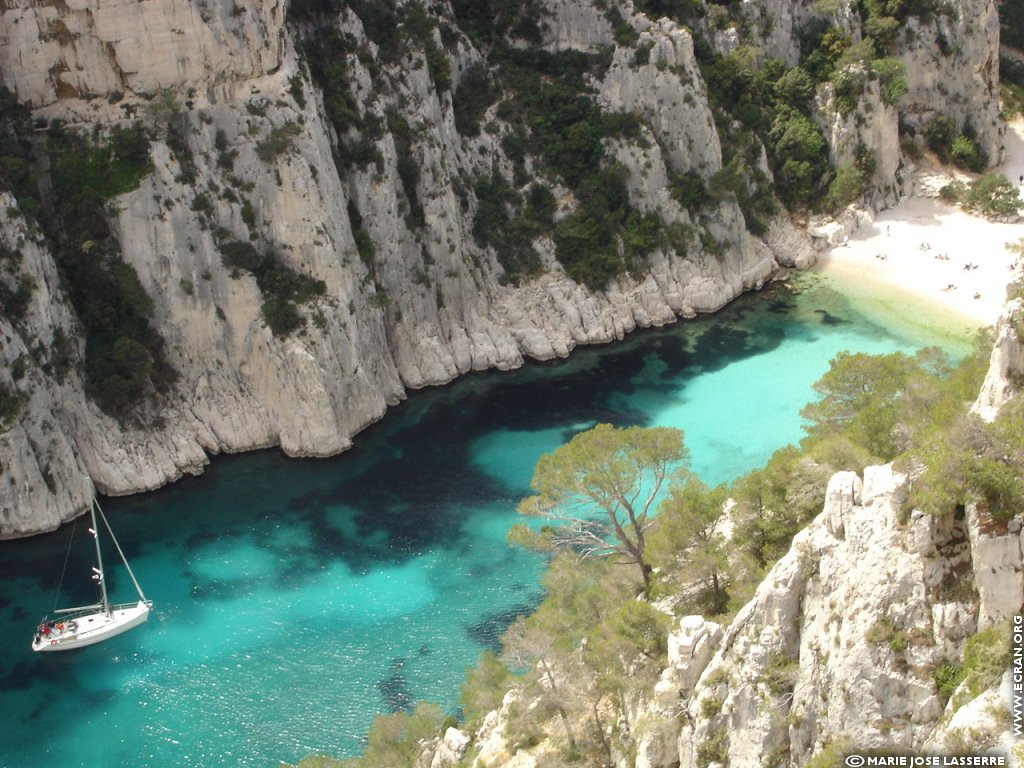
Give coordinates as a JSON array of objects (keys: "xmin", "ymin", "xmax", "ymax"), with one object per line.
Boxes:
[{"xmin": 0, "ymin": 89, "xmax": 176, "ymax": 420}]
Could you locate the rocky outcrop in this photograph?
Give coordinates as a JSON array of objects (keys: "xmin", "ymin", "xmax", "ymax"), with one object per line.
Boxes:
[
  {"xmin": 966, "ymin": 298, "xmax": 1024, "ymax": 628},
  {"xmin": 816, "ymin": 74, "xmax": 904, "ymax": 210},
  {"xmin": 972, "ymin": 298, "xmax": 1024, "ymax": 422},
  {"xmin": 897, "ymin": 0, "xmax": 1003, "ymax": 163},
  {"xmin": 635, "ymin": 616, "xmax": 723, "ymax": 768},
  {"xmin": 0, "ymin": 0, "xmax": 285, "ymax": 107},
  {"xmin": 416, "ymin": 726, "xmax": 471, "ymax": 768},
  {"xmin": 676, "ymin": 466, "xmax": 984, "ymax": 768}
]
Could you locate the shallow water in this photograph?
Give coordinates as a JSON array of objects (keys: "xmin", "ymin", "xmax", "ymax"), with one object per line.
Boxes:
[{"xmin": 0, "ymin": 275, "xmax": 964, "ymax": 767}]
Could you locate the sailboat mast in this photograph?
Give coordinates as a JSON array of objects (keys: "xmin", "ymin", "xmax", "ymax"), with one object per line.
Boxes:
[
  {"xmin": 89, "ymin": 499, "xmax": 110, "ymax": 615},
  {"xmin": 96, "ymin": 500, "xmax": 149, "ymax": 604}
]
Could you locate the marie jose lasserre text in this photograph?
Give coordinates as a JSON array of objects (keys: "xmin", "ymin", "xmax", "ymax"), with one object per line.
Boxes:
[{"xmin": 844, "ymin": 758, "xmax": 1006, "ymax": 767}]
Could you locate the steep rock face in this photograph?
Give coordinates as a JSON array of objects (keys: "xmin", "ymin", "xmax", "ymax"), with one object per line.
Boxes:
[
  {"xmin": 896, "ymin": 0, "xmax": 1003, "ymax": 162},
  {"xmin": 972, "ymin": 298, "xmax": 1024, "ymax": 422},
  {"xmin": 0, "ymin": 194, "xmax": 96, "ymax": 533},
  {"xmin": 677, "ymin": 466, "xmax": 987, "ymax": 767},
  {"xmin": 967, "ymin": 298, "xmax": 1024, "ymax": 628},
  {"xmin": 816, "ymin": 75, "xmax": 904, "ymax": 210},
  {"xmin": 634, "ymin": 616, "xmax": 723, "ymax": 768},
  {"xmin": 0, "ymin": 0, "xmax": 778, "ymax": 536},
  {"xmin": 0, "ymin": 0, "xmax": 1001, "ymax": 536},
  {"xmin": 704, "ymin": 0, "xmax": 1002, "ymax": 205},
  {"xmin": 0, "ymin": 0, "xmax": 284, "ymax": 107}
]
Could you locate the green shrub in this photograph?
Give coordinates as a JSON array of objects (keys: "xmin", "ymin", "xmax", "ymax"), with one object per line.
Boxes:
[
  {"xmin": 932, "ymin": 659, "xmax": 964, "ymax": 704},
  {"xmin": 633, "ymin": 40, "xmax": 655, "ymax": 66},
  {"xmin": 296, "ymin": 26, "xmax": 362, "ymax": 147},
  {"xmin": 825, "ymin": 163, "xmax": 867, "ymax": 210},
  {"xmin": 0, "ymin": 88, "xmax": 42, "ymax": 216},
  {"xmin": 459, "ymin": 651, "xmax": 512, "ymax": 727},
  {"xmin": 219, "ymin": 240, "xmax": 326, "ymax": 336},
  {"xmin": 1000, "ymin": 0, "xmax": 1024, "ymax": 49},
  {"xmin": 766, "ymin": 106, "xmax": 829, "ymax": 207},
  {"xmin": 763, "ymin": 651, "xmax": 799, "ymax": 696},
  {"xmin": 0, "ymin": 382, "xmax": 27, "ymax": 429},
  {"xmin": 803, "ymin": 741, "xmax": 854, "ymax": 768},
  {"xmin": 669, "ymin": 170, "xmax": 708, "ymax": 210},
  {"xmin": 959, "ymin": 622, "xmax": 1011, "ymax": 701},
  {"xmin": 700, "ymin": 695, "xmax": 724, "ymax": 718},
  {"xmin": 697, "ymin": 727, "xmax": 729, "ymax": 768},
  {"xmin": 425, "ymin": 46, "xmax": 452, "ymax": 93},
  {"xmin": 775, "ymin": 66, "xmax": 816, "ymax": 108},
  {"xmin": 386, "ymin": 110, "xmax": 425, "ymax": 229},
  {"xmin": 1001, "ymin": 55, "xmax": 1024, "ymax": 120},
  {"xmin": 357, "ymin": 702, "xmax": 446, "ymax": 768},
  {"xmin": 924, "ymin": 114, "xmax": 956, "ymax": 161},
  {"xmin": 950, "ymin": 134, "xmax": 987, "ymax": 173},
  {"xmin": 0, "ymin": 275, "xmax": 34, "ymax": 322},
  {"xmin": 963, "ymin": 173, "xmax": 1020, "ymax": 218},
  {"xmin": 864, "ymin": 15, "xmax": 900, "ymax": 48},
  {"xmin": 938, "ymin": 180, "xmax": 966, "ymax": 204},
  {"xmin": 220, "ymin": 240, "xmax": 262, "ymax": 273},
  {"xmin": 872, "ymin": 57, "xmax": 908, "ymax": 105},
  {"xmin": 452, "ymin": 62, "xmax": 498, "ymax": 136},
  {"xmin": 255, "ymin": 122, "xmax": 302, "ymax": 163},
  {"xmin": 554, "ymin": 208, "xmax": 622, "ymax": 290},
  {"xmin": 471, "ymin": 172, "xmax": 544, "ymax": 283},
  {"xmin": 865, "ymin": 617, "xmax": 908, "ymax": 654}
]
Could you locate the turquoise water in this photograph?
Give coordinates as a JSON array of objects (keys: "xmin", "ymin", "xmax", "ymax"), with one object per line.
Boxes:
[{"xmin": 0, "ymin": 276, "xmax": 961, "ymax": 767}]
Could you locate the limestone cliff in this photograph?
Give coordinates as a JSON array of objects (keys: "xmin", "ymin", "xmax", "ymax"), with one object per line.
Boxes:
[{"xmin": 0, "ymin": 0, "xmax": 1002, "ymax": 536}]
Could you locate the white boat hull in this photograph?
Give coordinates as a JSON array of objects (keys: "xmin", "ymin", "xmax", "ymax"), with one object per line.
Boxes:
[{"xmin": 32, "ymin": 601, "xmax": 151, "ymax": 652}]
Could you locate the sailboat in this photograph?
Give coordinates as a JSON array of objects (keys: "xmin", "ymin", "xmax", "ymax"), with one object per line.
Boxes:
[{"xmin": 32, "ymin": 493, "xmax": 153, "ymax": 652}]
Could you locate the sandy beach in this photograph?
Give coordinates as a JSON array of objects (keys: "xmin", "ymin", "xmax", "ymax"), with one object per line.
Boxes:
[{"xmin": 815, "ymin": 119, "xmax": 1024, "ymax": 336}]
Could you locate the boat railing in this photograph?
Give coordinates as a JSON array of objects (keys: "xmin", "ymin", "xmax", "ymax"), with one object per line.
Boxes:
[
  {"xmin": 49, "ymin": 599, "xmax": 151, "ymax": 622},
  {"xmin": 52, "ymin": 604, "xmax": 104, "ymax": 619}
]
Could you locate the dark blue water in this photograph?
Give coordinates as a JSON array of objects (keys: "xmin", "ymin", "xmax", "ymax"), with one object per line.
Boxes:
[{"xmin": 0, "ymin": 276, "xmax": 962, "ymax": 767}]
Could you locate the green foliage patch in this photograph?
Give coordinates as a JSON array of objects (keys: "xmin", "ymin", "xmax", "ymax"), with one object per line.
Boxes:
[
  {"xmin": 452, "ymin": 62, "xmax": 498, "ymax": 137},
  {"xmin": 3, "ymin": 117, "xmax": 178, "ymax": 419},
  {"xmin": 0, "ymin": 88, "xmax": 40, "ymax": 218},
  {"xmin": 255, "ymin": 122, "xmax": 302, "ymax": 163},
  {"xmin": 1000, "ymin": 0, "xmax": 1024, "ymax": 49},
  {"xmin": 471, "ymin": 173, "xmax": 547, "ymax": 283},
  {"xmin": 0, "ymin": 382, "xmax": 27, "ymax": 430},
  {"xmin": 484, "ymin": 47, "xmax": 668, "ymax": 288},
  {"xmin": 925, "ymin": 115, "xmax": 988, "ymax": 172},
  {"xmin": 962, "ymin": 173, "xmax": 1022, "ymax": 218},
  {"xmin": 694, "ymin": 43, "xmax": 832, "ymax": 211},
  {"xmin": 959, "ymin": 622, "xmax": 1011, "ymax": 700},
  {"xmin": 220, "ymin": 240, "xmax": 326, "ymax": 336}
]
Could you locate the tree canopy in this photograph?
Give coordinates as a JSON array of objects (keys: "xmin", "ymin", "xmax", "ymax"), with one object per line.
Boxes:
[
  {"xmin": 800, "ymin": 348, "xmax": 952, "ymax": 461},
  {"xmin": 511, "ymin": 423, "xmax": 688, "ymax": 593},
  {"xmin": 646, "ymin": 476, "xmax": 733, "ymax": 615}
]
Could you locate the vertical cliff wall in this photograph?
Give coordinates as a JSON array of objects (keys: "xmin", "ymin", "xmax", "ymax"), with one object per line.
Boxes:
[{"xmin": 0, "ymin": 0, "xmax": 1002, "ymax": 536}]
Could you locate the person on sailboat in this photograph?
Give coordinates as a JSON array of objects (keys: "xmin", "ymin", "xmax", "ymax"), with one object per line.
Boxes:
[{"xmin": 31, "ymin": 480, "xmax": 153, "ymax": 653}]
